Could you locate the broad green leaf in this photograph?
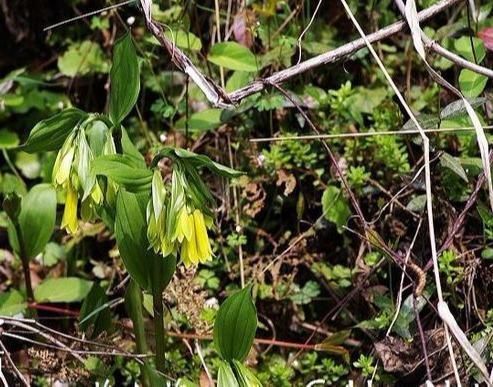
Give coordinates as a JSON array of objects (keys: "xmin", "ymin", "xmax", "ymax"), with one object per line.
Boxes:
[
  {"xmin": 217, "ymin": 361, "xmax": 239, "ymax": 387},
  {"xmin": 109, "ymin": 33, "xmax": 140, "ymax": 125},
  {"xmin": 18, "ymin": 184, "xmax": 56, "ymax": 258},
  {"xmin": 164, "ymin": 30, "xmax": 202, "ymax": 51},
  {"xmin": 175, "ymin": 109, "xmax": 224, "ymax": 133},
  {"xmin": 440, "ymin": 152, "xmax": 468, "ymax": 182},
  {"xmin": 58, "ymin": 41, "xmax": 108, "ymax": 77},
  {"xmin": 208, "ymin": 42, "xmax": 258, "ymax": 72},
  {"xmin": 213, "ymin": 285, "xmax": 257, "ymax": 362},
  {"xmin": 92, "ymin": 155, "xmax": 153, "ymax": 192},
  {"xmin": 79, "ymin": 283, "xmax": 112, "ymax": 337},
  {"xmin": 34, "ymin": 277, "xmax": 93, "ymax": 303},
  {"xmin": 459, "ymin": 69, "xmax": 488, "ymax": 98},
  {"xmin": 454, "ymin": 37, "xmax": 486, "ymax": 63},
  {"xmin": 115, "ymin": 190, "xmax": 176, "ymax": 292},
  {"xmin": 321, "ymin": 186, "xmax": 351, "ymax": 233},
  {"xmin": 0, "ymin": 290, "xmax": 26, "ymax": 316},
  {"xmin": 21, "ymin": 108, "xmax": 87, "ymax": 152},
  {"xmin": 0, "ymin": 130, "xmax": 19, "ymax": 149}
]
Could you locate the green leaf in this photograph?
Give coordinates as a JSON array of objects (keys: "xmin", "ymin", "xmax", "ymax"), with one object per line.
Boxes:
[
  {"xmin": 208, "ymin": 42, "xmax": 258, "ymax": 72},
  {"xmin": 109, "ymin": 33, "xmax": 140, "ymax": 125},
  {"xmin": 175, "ymin": 109, "xmax": 225, "ymax": 133},
  {"xmin": 79, "ymin": 283, "xmax": 112, "ymax": 337},
  {"xmin": 164, "ymin": 30, "xmax": 202, "ymax": 51},
  {"xmin": 232, "ymin": 360, "xmax": 263, "ymax": 387},
  {"xmin": 121, "ymin": 127, "xmax": 146, "ymax": 167},
  {"xmin": 217, "ymin": 361, "xmax": 239, "ymax": 387},
  {"xmin": 0, "ymin": 290, "xmax": 26, "ymax": 316},
  {"xmin": 406, "ymin": 194, "xmax": 427, "ymax": 212},
  {"xmin": 0, "ymin": 130, "xmax": 19, "ymax": 149},
  {"xmin": 34, "ymin": 277, "xmax": 93, "ymax": 303},
  {"xmin": 213, "ymin": 285, "xmax": 257, "ymax": 362},
  {"xmin": 440, "ymin": 152, "xmax": 468, "ymax": 182},
  {"xmin": 321, "ymin": 186, "xmax": 351, "ymax": 233},
  {"xmin": 18, "ymin": 184, "xmax": 57, "ymax": 258},
  {"xmin": 58, "ymin": 41, "xmax": 108, "ymax": 77},
  {"xmin": 21, "ymin": 108, "xmax": 87, "ymax": 153},
  {"xmin": 92, "ymin": 155, "xmax": 153, "ymax": 192},
  {"xmin": 440, "ymin": 98, "xmax": 486, "ymax": 120},
  {"xmin": 459, "ymin": 69, "xmax": 488, "ymax": 98},
  {"xmin": 115, "ymin": 190, "xmax": 176, "ymax": 292},
  {"xmin": 454, "ymin": 37, "xmax": 486, "ymax": 63},
  {"xmin": 153, "ymin": 147, "xmax": 244, "ymax": 178}
]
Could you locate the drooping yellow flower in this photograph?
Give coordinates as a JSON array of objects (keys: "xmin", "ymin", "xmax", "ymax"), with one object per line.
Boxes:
[
  {"xmin": 181, "ymin": 209, "xmax": 212, "ymax": 267},
  {"xmin": 61, "ymin": 182, "xmax": 79, "ymax": 234}
]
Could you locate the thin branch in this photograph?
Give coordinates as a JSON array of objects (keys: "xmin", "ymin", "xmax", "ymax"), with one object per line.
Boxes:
[{"xmin": 250, "ymin": 125, "xmax": 493, "ymax": 142}]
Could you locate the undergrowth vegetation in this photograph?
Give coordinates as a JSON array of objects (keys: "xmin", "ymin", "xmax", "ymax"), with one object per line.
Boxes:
[{"xmin": 0, "ymin": 0, "xmax": 493, "ymax": 385}]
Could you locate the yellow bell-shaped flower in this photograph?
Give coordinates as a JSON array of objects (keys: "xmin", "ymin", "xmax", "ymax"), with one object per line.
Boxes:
[
  {"xmin": 61, "ymin": 182, "xmax": 79, "ymax": 234},
  {"xmin": 181, "ymin": 209, "xmax": 212, "ymax": 267}
]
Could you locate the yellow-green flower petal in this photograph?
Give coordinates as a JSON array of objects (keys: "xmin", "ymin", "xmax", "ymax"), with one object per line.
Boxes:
[
  {"xmin": 193, "ymin": 210, "xmax": 212, "ymax": 261},
  {"xmin": 55, "ymin": 147, "xmax": 75, "ymax": 186},
  {"xmin": 174, "ymin": 207, "xmax": 192, "ymax": 243},
  {"xmin": 61, "ymin": 183, "xmax": 78, "ymax": 234}
]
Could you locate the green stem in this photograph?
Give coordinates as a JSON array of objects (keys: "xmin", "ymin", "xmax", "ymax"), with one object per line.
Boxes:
[
  {"xmin": 125, "ymin": 280, "xmax": 155, "ymax": 387},
  {"xmin": 152, "ymin": 281, "xmax": 166, "ymax": 373}
]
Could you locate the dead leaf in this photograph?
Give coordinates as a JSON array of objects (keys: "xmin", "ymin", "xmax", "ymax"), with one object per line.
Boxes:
[{"xmin": 276, "ymin": 169, "xmax": 296, "ymax": 196}]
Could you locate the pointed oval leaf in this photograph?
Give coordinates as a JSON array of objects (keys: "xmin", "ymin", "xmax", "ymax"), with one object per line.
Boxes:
[
  {"xmin": 18, "ymin": 184, "xmax": 57, "ymax": 259},
  {"xmin": 213, "ymin": 285, "xmax": 257, "ymax": 362},
  {"xmin": 21, "ymin": 109, "xmax": 86, "ymax": 153},
  {"xmin": 34, "ymin": 277, "xmax": 93, "ymax": 303},
  {"xmin": 109, "ymin": 33, "xmax": 140, "ymax": 125},
  {"xmin": 208, "ymin": 42, "xmax": 258, "ymax": 72}
]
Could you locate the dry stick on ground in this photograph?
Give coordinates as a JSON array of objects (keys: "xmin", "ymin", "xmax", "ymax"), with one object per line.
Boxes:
[
  {"xmin": 139, "ymin": 0, "xmax": 492, "ymax": 108},
  {"xmin": 0, "ymin": 339, "xmax": 29, "ymax": 387}
]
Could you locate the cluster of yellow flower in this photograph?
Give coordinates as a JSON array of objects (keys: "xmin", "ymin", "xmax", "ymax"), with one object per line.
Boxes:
[
  {"xmin": 147, "ymin": 169, "xmax": 214, "ymax": 266},
  {"xmin": 52, "ymin": 126, "xmax": 115, "ymax": 234}
]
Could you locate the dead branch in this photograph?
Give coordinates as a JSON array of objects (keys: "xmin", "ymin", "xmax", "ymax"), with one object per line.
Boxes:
[{"xmin": 139, "ymin": 0, "xmax": 492, "ymax": 108}]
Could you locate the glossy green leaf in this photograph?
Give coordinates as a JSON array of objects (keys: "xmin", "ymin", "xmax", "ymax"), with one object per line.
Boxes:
[
  {"xmin": 213, "ymin": 285, "xmax": 257, "ymax": 362},
  {"xmin": 459, "ymin": 69, "xmax": 488, "ymax": 98},
  {"xmin": 21, "ymin": 108, "xmax": 86, "ymax": 152},
  {"xmin": 208, "ymin": 42, "xmax": 258, "ymax": 72},
  {"xmin": 79, "ymin": 283, "xmax": 112, "ymax": 337},
  {"xmin": 0, "ymin": 130, "xmax": 19, "ymax": 149},
  {"xmin": 0, "ymin": 290, "xmax": 26, "ymax": 316},
  {"xmin": 92, "ymin": 155, "xmax": 153, "ymax": 192},
  {"xmin": 321, "ymin": 186, "xmax": 351, "ymax": 234},
  {"xmin": 115, "ymin": 190, "xmax": 176, "ymax": 292},
  {"xmin": 109, "ymin": 33, "xmax": 140, "ymax": 125},
  {"xmin": 34, "ymin": 277, "xmax": 93, "ymax": 303},
  {"xmin": 18, "ymin": 184, "xmax": 56, "ymax": 258}
]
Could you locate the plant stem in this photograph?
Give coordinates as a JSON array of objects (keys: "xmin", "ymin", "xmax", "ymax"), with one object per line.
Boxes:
[
  {"xmin": 125, "ymin": 280, "xmax": 153, "ymax": 387},
  {"xmin": 152, "ymin": 283, "xmax": 166, "ymax": 373}
]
